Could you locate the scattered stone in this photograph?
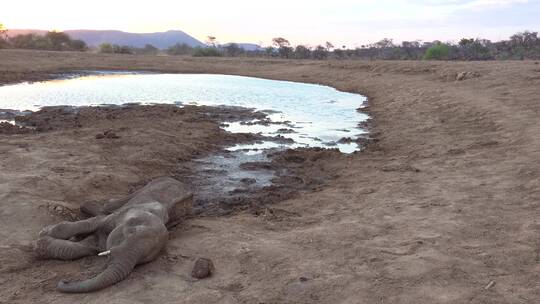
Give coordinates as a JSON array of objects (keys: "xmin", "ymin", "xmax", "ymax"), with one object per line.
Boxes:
[
  {"xmin": 456, "ymin": 72, "xmax": 467, "ymax": 81},
  {"xmin": 447, "ymin": 148, "xmax": 465, "ymax": 155},
  {"xmin": 240, "ymin": 162, "xmax": 274, "ymax": 171},
  {"xmin": 104, "ymin": 130, "xmax": 119, "ymax": 139},
  {"xmin": 240, "ymin": 178, "xmax": 257, "ymax": 185},
  {"xmin": 299, "ymin": 276, "xmax": 309, "ymax": 282},
  {"xmin": 95, "ymin": 130, "xmax": 120, "ymax": 139},
  {"xmin": 271, "ymin": 135, "xmax": 295, "ymax": 144},
  {"xmin": 456, "ymin": 71, "xmax": 480, "ymax": 81},
  {"xmin": 338, "ymin": 137, "xmax": 354, "ymax": 144},
  {"xmin": 0, "ymin": 122, "xmax": 32, "ymax": 135},
  {"xmin": 191, "ymin": 258, "xmax": 215, "ymax": 279},
  {"xmin": 277, "ymin": 128, "xmax": 296, "ymax": 134},
  {"xmin": 381, "ymin": 163, "xmax": 421, "ymax": 173}
]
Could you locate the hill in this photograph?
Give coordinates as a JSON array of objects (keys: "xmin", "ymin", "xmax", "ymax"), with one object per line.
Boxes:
[{"xmin": 7, "ymin": 29, "xmax": 204, "ymax": 49}]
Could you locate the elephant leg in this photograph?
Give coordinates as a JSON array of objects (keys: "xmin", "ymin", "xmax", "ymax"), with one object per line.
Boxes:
[
  {"xmin": 101, "ymin": 195, "xmax": 133, "ymax": 214},
  {"xmin": 39, "ymin": 215, "xmax": 108, "ymax": 240},
  {"xmin": 81, "ymin": 195, "xmax": 133, "ymax": 216},
  {"xmin": 35, "ymin": 235, "xmax": 98, "ymax": 260}
]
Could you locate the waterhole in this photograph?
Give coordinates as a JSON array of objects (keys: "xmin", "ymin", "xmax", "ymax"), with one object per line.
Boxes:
[{"xmin": 0, "ymin": 72, "xmax": 369, "ymax": 213}]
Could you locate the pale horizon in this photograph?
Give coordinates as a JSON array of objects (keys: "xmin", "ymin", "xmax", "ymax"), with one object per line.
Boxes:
[{"xmin": 2, "ymin": 0, "xmax": 540, "ymax": 47}]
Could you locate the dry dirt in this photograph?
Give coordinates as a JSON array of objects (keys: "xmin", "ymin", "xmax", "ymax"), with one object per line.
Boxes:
[{"xmin": 1, "ymin": 49, "xmax": 540, "ymax": 303}]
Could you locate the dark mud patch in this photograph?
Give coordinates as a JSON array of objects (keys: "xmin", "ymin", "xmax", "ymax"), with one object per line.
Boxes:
[
  {"xmin": 175, "ymin": 147, "xmax": 345, "ymax": 216},
  {"xmin": 4, "ymin": 103, "xmax": 350, "ymax": 219},
  {"xmin": 0, "ymin": 121, "xmax": 33, "ymax": 135},
  {"xmin": 12, "ymin": 104, "xmax": 267, "ymax": 134}
]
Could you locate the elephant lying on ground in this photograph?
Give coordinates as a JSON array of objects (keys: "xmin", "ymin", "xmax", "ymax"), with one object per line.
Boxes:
[{"xmin": 35, "ymin": 177, "xmax": 192, "ymax": 293}]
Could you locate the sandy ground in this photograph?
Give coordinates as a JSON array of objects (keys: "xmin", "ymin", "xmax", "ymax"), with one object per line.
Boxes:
[{"xmin": 1, "ymin": 49, "xmax": 540, "ymax": 303}]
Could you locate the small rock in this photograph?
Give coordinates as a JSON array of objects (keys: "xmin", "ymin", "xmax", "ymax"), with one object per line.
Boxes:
[
  {"xmin": 105, "ymin": 131, "xmax": 119, "ymax": 139},
  {"xmin": 191, "ymin": 258, "xmax": 214, "ymax": 279},
  {"xmin": 456, "ymin": 72, "xmax": 467, "ymax": 81},
  {"xmin": 240, "ymin": 178, "xmax": 256, "ymax": 185},
  {"xmin": 96, "ymin": 130, "xmax": 120, "ymax": 139},
  {"xmin": 277, "ymin": 128, "xmax": 296, "ymax": 134},
  {"xmin": 299, "ymin": 276, "xmax": 309, "ymax": 282}
]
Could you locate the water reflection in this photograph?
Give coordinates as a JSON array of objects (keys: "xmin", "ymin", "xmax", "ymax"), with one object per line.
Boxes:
[{"xmin": 0, "ymin": 72, "xmax": 368, "ymax": 153}]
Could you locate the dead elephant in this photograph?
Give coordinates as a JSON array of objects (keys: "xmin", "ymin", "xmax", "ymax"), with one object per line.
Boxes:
[{"xmin": 35, "ymin": 177, "xmax": 192, "ymax": 293}]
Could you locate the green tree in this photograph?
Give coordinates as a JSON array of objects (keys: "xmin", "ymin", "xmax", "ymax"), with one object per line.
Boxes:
[
  {"xmin": 68, "ymin": 39, "xmax": 87, "ymax": 51},
  {"xmin": 272, "ymin": 37, "xmax": 293, "ymax": 58},
  {"xmin": 206, "ymin": 36, "xmax": 217, "ymax": 47},
  {"xmin": 265, "ymin": 46, "xmax": 275, "ymax": 57},
  {"xmin": 224, "ymin": 43, "xmax": 243, "ymax": 57},
  {"xmin": 424, "ymin": 43, "xmax": 450, "ymax": 60},
  {"xmin": 192, "ymin": 46, "xmax": 222, "ymax": 57},
  {"xmin": 0, "ymin": 23, "xmax": 8, "ymax": 48},
  {"xmin": 312, "ymin": 45, "xmax": 328, "ymax": 60},
  {"xmin": 46, "ymin": 31, "xmax": 71, "ymax": 50},
  {"xmin": 136, "ymin": 44, "xmax": 159, "ymax": 55},
  {"xmin": 167, "ymin": 43, "xmax": 192, "ymax": 55},
  {"xmin": 325, "ymin": 41, "xmax": 334, "ymax": 51},
  {"xmin": 272, "ymin": 37, "xmax": 290, "ymax": 48},
  {"xmin": 99, "ymin": 43, "xmax": 114, "ymax": 53},
  {"xmin": 112, "ymin": 44, "xmax": 134, "ymax": 54},
  {"xmin": 294, "ymin": 45, "xmax": 311, "ymax": 59},
  {"xmin": 458, "ymin": 38, "xmax": 492, "ymax": 60},
  {"xmin": 374, "ymin": 38, "xmax": 395, "ymax": 49},
  {"xmin": 333, "ymin": 48, "xmax": 346, "ymax": 59}
]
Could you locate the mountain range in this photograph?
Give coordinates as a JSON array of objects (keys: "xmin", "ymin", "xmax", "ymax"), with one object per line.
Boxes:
[{"xmin": 6, "ymin": 29, "xmax": 262, "ymax": 50}]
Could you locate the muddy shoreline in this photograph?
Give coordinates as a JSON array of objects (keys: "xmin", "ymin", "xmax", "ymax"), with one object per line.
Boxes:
[{"xmin": 0, "ymin": 102, "xmax": 346, "ymax": 218}]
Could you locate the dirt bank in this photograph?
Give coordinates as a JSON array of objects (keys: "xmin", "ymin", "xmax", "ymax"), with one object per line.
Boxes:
[{"xmin": 1, "ymin": 49, "xmax": 540, "ymax": 303}]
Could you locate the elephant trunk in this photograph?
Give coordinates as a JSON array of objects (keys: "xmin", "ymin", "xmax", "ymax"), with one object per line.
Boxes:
[{"xmin": 57, "ymin": 248, "xmax": 138, "ymax": 293}]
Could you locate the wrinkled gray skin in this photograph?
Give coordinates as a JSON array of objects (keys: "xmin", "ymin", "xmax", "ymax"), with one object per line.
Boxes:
[{"xmin": 35, "ymin": 177, "xmax": 192, "ymax": 293}]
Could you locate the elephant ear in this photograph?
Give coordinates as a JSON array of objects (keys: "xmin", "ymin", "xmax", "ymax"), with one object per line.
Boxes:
[{"xmin": 167, "ymin": 193, "xmax": 193, "ymax": 229}]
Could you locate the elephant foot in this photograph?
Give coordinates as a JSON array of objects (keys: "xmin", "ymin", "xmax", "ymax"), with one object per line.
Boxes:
[{"xmin": 34, "ymin": 236, "xmax": 54, "ymax": 259}]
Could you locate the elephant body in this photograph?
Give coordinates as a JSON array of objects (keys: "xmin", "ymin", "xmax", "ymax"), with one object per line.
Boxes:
[{"xmin": 35, "ymin": 177, "xmax": 192, "ymax": 293}]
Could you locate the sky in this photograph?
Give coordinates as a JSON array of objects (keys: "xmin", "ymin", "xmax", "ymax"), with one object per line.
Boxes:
[{"xmin": 2, "ymin": 0, "xmax": 539, "ymax": 47}]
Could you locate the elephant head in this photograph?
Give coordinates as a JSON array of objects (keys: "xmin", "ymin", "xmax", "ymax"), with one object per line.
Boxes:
[{"xmin": 56, "ymin": 216, "xmax": 168, "ymax": 293}]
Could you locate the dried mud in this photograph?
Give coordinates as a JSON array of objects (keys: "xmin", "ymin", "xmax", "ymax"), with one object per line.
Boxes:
[{"xmin": 1, "ymin": 50, "xmax": 540, "ymax": 304}]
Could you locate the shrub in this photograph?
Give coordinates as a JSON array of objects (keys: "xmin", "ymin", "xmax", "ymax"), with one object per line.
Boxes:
[
  {"xmin": 68, "ymin": 39, "xmax": 87, "ymax": 51},
  {"xmin": 99, "ymin": 43, "xmax": 113, "ymax": 53},
  {"xmin": 223, "ymin": 43, "xmax": 243, "ymax": 57},
  {"xmin": 192, "ymin": 46, "xmax": 222, "ymax": 57},
  {"xmin": 167, "ymin": 43, "xmax": 192, "ymax": 55},
  {"xmin": 46, "ymin": 31, "xmax": 71, "ymax": 50},
  {"xmin": 294, "ymin": 45, "xmax": 311, "ymax": 59},
  {"xmin": 424, "ymin": 43, "xmax": 450, "ymax": 60},
  {"xmin": 134, "ymin": 44, "xmax": 158, "ymax": 55},
  {"xmin": 0, "ymin": 23, "xmax": 8, "ymax": 49},
  {"xmin": 312, "ymin": 45, "xmax": 328, "ymax": 60},
  {"xmin": 112, "ymin": 44, "xmax": 134, "ymax": 54},
  {"xmin": 275, "ymin": 46, "xmax": 291, "ymax": 58}
]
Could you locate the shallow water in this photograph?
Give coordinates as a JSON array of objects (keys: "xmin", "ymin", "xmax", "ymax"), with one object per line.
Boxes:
[{"xmin": 0, "ymin": 72, "xmax": 368, "ymax": 153}]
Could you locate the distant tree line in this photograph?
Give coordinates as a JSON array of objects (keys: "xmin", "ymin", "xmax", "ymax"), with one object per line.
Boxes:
[
  {"xmin": 0, "ymin": 27, "xmax": 87, "ymax": 51},
  {"xmin": 163, "ymin": 31, "xmax": 540, "ymax": 61},
  {"xmin": 98, "ymin": 43, "xmax": 159, "ymax": 55},
  {"xmin": 1, "ymin": 23, "xmax": 538, "ymax": 60}
]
